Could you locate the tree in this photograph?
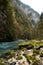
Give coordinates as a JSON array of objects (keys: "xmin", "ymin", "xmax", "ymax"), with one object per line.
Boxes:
[
  {"xmin": 0, "ymin": 0, "xmax": 17, "ymax": 41},
  {"xmin": 34, "ymin": 13, "xmax": 43, "ymax": 40}
]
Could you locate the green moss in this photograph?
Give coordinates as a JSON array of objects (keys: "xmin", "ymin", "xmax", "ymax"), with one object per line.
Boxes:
[
  {"xmin": 0, "ymin": 58, "xmax": 6, "ymax": 65},
  {"xmin": 1, "ymin": 51, "xmax": 15, "ymax": 60},
  {"xmin": 40, "ymin": 52, "xmax": 43, "ymax": 57},
  {"xmin": 33, "ymin": 49, "xmax": 39, "ymax": 55},
  {"xmin": 16, "ymin": 56, "xmax": 22, "ymax": 60},
  {"xmin": 32, "ymin": 60, "xmax": 39, "ymax": 65},
  {"xmin": 18, "ymin": 40, "xmax": 43, "ymax": 49},
  {"xmin": 23, "ymin": 53, "xmax": 35, "ymax": 61}
]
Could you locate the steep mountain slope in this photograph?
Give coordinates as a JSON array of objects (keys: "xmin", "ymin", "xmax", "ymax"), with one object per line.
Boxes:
[
  {"xmin": 0, "ymin": 0, "xmax": 32, "ymax": 42},
  {"xmin": 14, "ymin": 5, "xmax": 32, "ymax": 39},
  {"xmin": 12, "ymin": 0, "xmax": 40, "ymax": 26}
]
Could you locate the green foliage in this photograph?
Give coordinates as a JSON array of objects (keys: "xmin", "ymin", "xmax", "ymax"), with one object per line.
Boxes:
[
  {"xmin": 34, "ymin": 13, "xmax": 43, "ymax": 40},
  {"xmin": 0, "ymin": 0, "xmax": 18, "ymax": 41},
  {"xmin": 0, "ymin": 0, "xmax": 32, "ymax": 41},
  {"xmin": 0, "ymin": 0, "xmax": 43, "ymax": 41}
]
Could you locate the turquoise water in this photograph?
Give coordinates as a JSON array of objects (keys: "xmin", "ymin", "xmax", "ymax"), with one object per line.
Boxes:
[{"xmin": 0, "ymin": 40, "xmax": 23, "ymax": 54}]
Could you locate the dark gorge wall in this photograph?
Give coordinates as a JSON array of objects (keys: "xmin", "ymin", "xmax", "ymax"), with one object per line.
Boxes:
[{"xmin": 0, "ymin": 0, "xmax": 16, "ymax": 42}]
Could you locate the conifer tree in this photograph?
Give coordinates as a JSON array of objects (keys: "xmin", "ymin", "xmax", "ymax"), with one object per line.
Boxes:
[{"xmin": 35, "ymin": 13, "xmax": 43, "ymax": 40}]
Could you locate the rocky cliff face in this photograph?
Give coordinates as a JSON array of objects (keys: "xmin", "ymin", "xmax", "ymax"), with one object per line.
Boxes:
[
  {"xmin": 0, "ymin": 0, "xmax": 41, "ymax": 42},
  {"xmin": 12, "ymin": 0, "xmax": 40, "ymax": 26}
]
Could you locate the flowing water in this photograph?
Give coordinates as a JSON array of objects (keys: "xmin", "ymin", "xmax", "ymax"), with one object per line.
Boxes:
[{"xmin": 0, "ymin": 40, "xmax": 23, "ymax": 54}]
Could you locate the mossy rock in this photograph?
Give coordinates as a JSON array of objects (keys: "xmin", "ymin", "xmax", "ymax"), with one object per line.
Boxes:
[{"xmin": 16, "ymin": 56, "xmax": 22, "ymax": 60}]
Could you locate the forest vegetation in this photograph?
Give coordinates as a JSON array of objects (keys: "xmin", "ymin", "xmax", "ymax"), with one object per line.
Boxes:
[{"xmin": 0, "ymin": 0, "xmax": 43, "ymax": 41}]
